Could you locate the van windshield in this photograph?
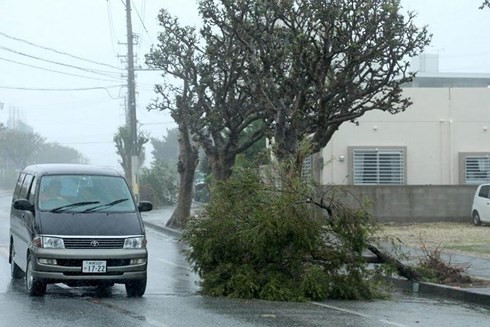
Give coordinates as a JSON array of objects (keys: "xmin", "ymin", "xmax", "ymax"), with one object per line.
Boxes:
[{"xmin": 38, "ymin": 175, "xmax": 136, "ymax": 213}]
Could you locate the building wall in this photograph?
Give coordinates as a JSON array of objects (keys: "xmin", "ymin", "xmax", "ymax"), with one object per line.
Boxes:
[{"xmin": 321, "ymin": 88, "xmax": 490, "ymax": 185}]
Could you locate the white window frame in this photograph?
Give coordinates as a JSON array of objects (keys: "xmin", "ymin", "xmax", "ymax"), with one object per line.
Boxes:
[
  {"xmin": 349, "ymin": 147, "xmax": 406, "ymax": 185},
  {"xmin": 459, "ymin": 153, "xmax": 490, "ymax": 185}
]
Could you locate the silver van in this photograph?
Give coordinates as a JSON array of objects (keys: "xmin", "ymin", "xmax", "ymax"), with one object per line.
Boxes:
[{"xmin": 9, "ymin": 164, "xmax": 152, "ymax": 296}]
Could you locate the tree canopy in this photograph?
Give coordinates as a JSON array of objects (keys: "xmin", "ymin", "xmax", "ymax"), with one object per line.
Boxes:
[
  {"xmin": 151, "ymin": 128, "xmax": 179, "ymax": 163},
  {"xmin": 146, "ymin": 8, "xmax": 268, "ymax": 180},
  {"xmin": 199, "ymin": 0, "xmax": 430, "ymax": 169}
]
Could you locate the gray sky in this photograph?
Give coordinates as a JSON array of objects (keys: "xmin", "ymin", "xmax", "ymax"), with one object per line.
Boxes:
[{"xmin": 0, "ymin": 0, "xmax": 489, "ymax": 169}]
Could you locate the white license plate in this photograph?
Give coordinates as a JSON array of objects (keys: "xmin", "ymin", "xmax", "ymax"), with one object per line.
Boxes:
[{"xmin": 82, "ymin": 260, "xmax": 107, "ymax": 273}]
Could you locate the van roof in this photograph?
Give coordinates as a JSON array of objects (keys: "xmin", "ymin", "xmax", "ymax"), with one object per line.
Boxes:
[{"xmin": 22, "ymin": 164, "xmax": 122, "ymax": 177}]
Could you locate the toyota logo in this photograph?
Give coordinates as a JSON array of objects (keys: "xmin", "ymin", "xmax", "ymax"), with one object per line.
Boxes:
[{"xmin": 90, "ymin": 240, "xmax": 99, "ymax": 247}]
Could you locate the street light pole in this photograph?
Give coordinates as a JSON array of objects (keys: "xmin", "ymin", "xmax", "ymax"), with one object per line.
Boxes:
[{"xmin": 124, "ymin": 0, "xmax": 139, "ymax": 199}]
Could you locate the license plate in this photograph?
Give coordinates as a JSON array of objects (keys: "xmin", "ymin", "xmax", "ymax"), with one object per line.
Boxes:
[{"xmin": 82, "ymin": 260, "xmax": 107, "ymax": 273}]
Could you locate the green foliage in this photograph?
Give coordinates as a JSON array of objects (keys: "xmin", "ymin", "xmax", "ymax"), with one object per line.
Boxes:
[
  {"xmin": 113, "ymin": 125, "xmax": 149, "ymax": 180},
  {"xmin": 0, "ymin": 128, "xmax": 86, "ymax": 188},
  {"xmin": 139, "ymin": 160, "xmax": 178, "ymax": 207},
  {"xmin": 184, "ymin": 166, "xmax": 382, "ymax": 301},
  {"xmin": 151, "ymin": 128, "xmax": 179, "ymax": 163}
]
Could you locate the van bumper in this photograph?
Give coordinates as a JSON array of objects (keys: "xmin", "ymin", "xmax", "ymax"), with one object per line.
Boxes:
[{"xmin": 30, "ymin": 248, "xmax": 147, "ymax": 283}]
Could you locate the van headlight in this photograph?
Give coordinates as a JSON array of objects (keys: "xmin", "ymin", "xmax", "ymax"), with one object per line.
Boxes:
[
  {"xmin": 124, "ymin": 237, "xmax": 145, "ymax": 249},
  {"xmin": 42, "ymin": 237, "xmax": 65, "ymax": 249}
]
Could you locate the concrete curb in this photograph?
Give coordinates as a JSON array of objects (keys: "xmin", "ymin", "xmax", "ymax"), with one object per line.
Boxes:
[
  {"xmin": 143, "ymin": 220, "xmax": 183, "ymax": 238},
  {"xmin": 387, "ymin": 277, "xmax": 490, "ymax": 308}
]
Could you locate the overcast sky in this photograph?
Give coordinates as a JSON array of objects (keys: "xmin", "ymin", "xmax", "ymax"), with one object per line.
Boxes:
[{"xmin": 0, "ymin": 0, "xmax": 489, "ymax": 170}]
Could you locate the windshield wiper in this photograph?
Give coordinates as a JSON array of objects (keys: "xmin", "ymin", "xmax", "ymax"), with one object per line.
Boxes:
[
  {"xmin": 50, "ymin": 201, "xmax": 100, "ymax": 213},
  {"xmin": 82, "ymin": 198, "xmax": 129, "ymax": 213}
]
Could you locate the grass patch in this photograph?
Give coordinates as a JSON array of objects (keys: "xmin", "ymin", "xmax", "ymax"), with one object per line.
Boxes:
[{"xmin": 445, "ymin": 244, "xmax": 490, "ymax": 255}]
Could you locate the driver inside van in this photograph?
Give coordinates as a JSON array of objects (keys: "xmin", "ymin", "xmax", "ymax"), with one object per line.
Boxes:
[{"xmin": 39, "ymin": 180, "xmax": 67, "ymax": 210}]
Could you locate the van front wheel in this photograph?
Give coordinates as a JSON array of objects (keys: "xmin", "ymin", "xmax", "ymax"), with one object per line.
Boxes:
[
  {"xmin": 26, "ymin": 255, "xmax": 46, "ymax": 296},
  {"xmin": 125, "ymin": 278, "xmax": 146, "ymax": 297}
]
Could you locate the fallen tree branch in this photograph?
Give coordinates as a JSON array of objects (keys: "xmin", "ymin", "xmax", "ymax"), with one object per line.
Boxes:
[{"xmin": 367, "ymin": 243, "xmax": 422, "ymax": 281}]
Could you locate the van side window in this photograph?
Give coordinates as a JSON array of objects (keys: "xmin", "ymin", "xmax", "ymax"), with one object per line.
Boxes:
[
  {"xmin": 13, "ymin": 173, "xmax": 26, "ymax": 201},
  {"xmin": 27, "ymin": 176, "xmax": 37, "ymax": 204},
  {"xmin": 479, "ymin": 186, "xmax": 490, "ymax": 199},
  {"xmin": 19, "ymin": 174, "xmax": 34, "ymax": 200}
]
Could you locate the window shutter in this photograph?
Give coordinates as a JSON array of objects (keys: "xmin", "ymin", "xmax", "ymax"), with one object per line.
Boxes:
[
  {"xmin": 465, "ymin": 156, "xmax": 490, "ymax": 184},
  {"xmin": 353, "ymin": 149, "xmax": 404, "ymax": 185}
]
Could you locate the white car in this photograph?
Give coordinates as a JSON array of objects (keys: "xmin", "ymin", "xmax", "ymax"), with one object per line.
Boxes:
[{"xmin": 471, "ymin": 184, "xmax": 490, "ymax": 226}]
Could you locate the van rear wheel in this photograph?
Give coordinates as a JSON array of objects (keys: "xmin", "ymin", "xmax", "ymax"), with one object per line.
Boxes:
[
  {"xmin": 125, "ymin": 278, "xmax": 146, "ymax": 297},
  {"xmin": 10, "ymin": 243, "xmax": 23, "ymax": 279},
  {"xmin": 26, "ymin": 255, "xmax": 46, "ymax": 296},
  {"xmin": 473, "ymin": 211, "xmax": 482, "ymax": 226}
]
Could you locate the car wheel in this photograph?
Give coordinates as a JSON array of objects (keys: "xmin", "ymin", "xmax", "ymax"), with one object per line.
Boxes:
[
  {"xmin": 10, "ymin": 243, "xmax": 24, "ymax": 279},
  {"xmin": 125, "ymin": 277, "xmax": 146, "ymax": 297},
  {"xmin": 26, "ymin": 255, "xmax": 46, "ymax": 296},
  {"xmin": 473, "ymin": 211, "xmax": 482, "ymax": 226}
]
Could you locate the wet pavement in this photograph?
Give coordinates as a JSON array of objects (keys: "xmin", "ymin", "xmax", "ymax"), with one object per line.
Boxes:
[{"xmin": 0, "ymin": 192, "xmax": 489, "ymax": 326}]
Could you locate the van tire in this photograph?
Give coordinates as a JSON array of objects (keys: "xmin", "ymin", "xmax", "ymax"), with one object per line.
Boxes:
[
  {"xmin": 26, "ymin": 255, "xmax": 46, "ymax": 296},
  {"xmin": 10, "ymin": 243, "xmax": 23, "ymax": 279},
  {"xmin": 473, "ymin": 211, "xmax": 482, "ymax": 226},
  {"xmin": 125, "ymin": 278, "xmax": 146, "ymax": 297}
]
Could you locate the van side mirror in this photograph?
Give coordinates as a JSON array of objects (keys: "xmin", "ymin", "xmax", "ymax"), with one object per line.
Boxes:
[
  {"xmin": 13, "ymin": 199, "xmax": 34, "ymax": 212},
  {"xmin": 138, "ymin": 201, "xmax": 153, "ymax": 212}
]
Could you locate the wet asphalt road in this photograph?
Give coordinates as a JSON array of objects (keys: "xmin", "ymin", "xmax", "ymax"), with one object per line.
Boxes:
[{"xmin": 0, "ymin": 191, "xmax": 489, "ymax": 327}]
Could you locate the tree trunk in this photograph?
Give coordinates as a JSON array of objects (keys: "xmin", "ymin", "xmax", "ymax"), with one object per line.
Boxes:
[
  {"xmin": 166, "ymin": 122, "xmax": 199, "ymax": 229},
  {"xmin": 208, "ymin": 154, "xmax": 235, "ymax": 181}
]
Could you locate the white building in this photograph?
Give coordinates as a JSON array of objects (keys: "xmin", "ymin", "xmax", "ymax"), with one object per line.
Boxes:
[{"xmin": 320, "ymin": 74, "xmax": 490, "ymax": 187}]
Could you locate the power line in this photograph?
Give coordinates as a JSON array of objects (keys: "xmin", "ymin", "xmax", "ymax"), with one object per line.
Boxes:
[
  {"xmin": 0, "ymin": 85, "xmax": 125, "ymax": 99},
  {"xmin": 106, "ymin": 0, "xmax": 117, "ymax": 54},
  {"xmin": 0, "ymin": 56, "xmax": 123, "ymax": 82},
  {"xmin": 0, "ymin": 31, "xmax": 123, "ymax": 71},
  {"xmin": 0, "ymin": 45, "xmax": 122, "ymax": 78},
  {"xmin": 131, "ymin": 0, "xmax": 153, "ymax": 44},
  {"xmin": 0, "ymin": 85, "xmax": 123, "ymax": 91}
]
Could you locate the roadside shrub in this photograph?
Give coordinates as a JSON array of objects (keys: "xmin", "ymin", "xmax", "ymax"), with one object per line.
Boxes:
[{"xmin": 183, "ymin": 167, "xmax": 382, "ymax": 301}]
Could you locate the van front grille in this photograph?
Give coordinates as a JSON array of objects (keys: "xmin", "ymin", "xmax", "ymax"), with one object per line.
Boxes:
[
  {"xmin": 57, "ymin": 259, "xmax": 130, "ymax": 267},
  {"xmin": 63, "ymin": 238, "xmax": 125, "ymax": 249}
]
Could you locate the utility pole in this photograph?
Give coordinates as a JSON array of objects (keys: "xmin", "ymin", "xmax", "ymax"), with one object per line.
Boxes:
[{"xmin": 124, "ymin": 0, "xmax": 139, "ymax": 199}]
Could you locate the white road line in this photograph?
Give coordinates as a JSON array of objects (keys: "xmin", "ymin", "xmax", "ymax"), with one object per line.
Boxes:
[
  {"xmin": 311, "ymin": 302, "xmax": 411, "ymax": 327},
  {"xmin": 55, "ymin": 283, "xmax": 72, "ymax": 290},
  {"xmin": 156, "ymin": 258, "xmax": 192, "ymax": 271}
]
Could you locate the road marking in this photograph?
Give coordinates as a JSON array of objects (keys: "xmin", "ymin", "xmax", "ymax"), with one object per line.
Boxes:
[
  {"xmin": 311, "ymin": 302, "xmax": 411, "ymax": 327},
  {"xmin": 157, "ymin": 258, "xmax": 192, "ymax": 271},
  {"xmin": 55, "ymin": 283, "xmax": 72, "ymax": 290},
  {"xmin": 90, "ymin": 299, "xmax": 170, "ymax": 327}
]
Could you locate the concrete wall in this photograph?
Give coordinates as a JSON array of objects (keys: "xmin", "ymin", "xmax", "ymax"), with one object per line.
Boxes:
[
  {"xmin": 324, "ymin": 185, "xmax": 478, "ymax": 223},
  {"xmin": 321, "ymin": 88, "xmax": 490, "ymax": 185}
]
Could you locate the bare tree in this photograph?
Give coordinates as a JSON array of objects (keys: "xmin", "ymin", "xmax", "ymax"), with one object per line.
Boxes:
[
  {"xmin": 113, "ymin": 126, "xmax": 149, "ymax": 184},
  {"xmin": 200, "ymin": 0, "xmax": 431, "ymax": 174},
  {"xmin": 146, "ymin": 9, "xmax": 269, "ymax": 227}
]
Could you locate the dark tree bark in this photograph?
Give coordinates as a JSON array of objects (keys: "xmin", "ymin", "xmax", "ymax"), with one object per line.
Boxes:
[{"xmin": 166, "ymin": 120, "xmax": 199, "ymax": 229}]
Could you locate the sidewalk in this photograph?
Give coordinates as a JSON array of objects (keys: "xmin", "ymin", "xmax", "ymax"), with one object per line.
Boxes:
[
  {"xmin": 141, "ymin": 203, "xmax": 203, "ymax": 237},
  {"xmin": 141, "ymin": 206, "xmax": 181, "ymax": 237},
  {"xmin": 141, "ymin": 206, "xmax": 490, "ymax": 307}
]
